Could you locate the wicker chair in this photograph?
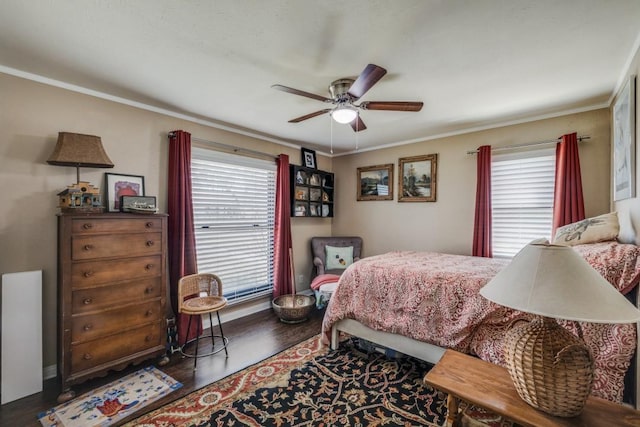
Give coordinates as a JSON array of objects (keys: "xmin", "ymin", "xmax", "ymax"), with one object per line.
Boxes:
[{"xmin": 178, "ymin": 273, "xmax": 229, "ymax": 370}]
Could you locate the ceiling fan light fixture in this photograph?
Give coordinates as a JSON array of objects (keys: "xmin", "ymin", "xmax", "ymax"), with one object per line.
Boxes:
[{"xmin": 331, "ymin": 105, "xmax": 358, "ymax": 124}]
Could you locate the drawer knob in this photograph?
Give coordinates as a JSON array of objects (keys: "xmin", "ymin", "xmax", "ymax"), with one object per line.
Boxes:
[
  {"xmin": 145, "ymin": 335, "xmax": 152, "ymax": 342},
  {"xmin": 83, "ymin": 298, "xmax": 93, "ymax": 305},
  {"xmin": 83, "ymin": 271, "xmax": 93, "ymax": 278},
  {"xmin": 146, "ymin": 310, "xmax": 153, "ymax": 316},
  {"xmin": 83, "ymin": 244, "xmax": 93, "ymax": 251},
  {"xmin": 145, "ymin": 287, "xmax": 153, "ymax": 294},
  {"xmin": 83, "ymin": 353, "xmax": 92, "ymax": 360},
  {"xmin": 145, "ymin": 264, "xmax": 154, "ymax": 271},
  {"xmin": 83, "ymin": 223, "xmax": 93, "ymax": 230},
  {"xmin": 83, "ymin": 324, "xmax": 93, "ymax": 331},
  {"xmin": 146, "ymin": 240, "xmax": 154, "ymax": 247},
  {"xmin": 146, "ymin": 222, "xmax": 153, "ymax": 228}
]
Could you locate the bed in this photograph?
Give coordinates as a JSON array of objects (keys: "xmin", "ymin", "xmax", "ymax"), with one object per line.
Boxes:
[{"xmin": 321, "ymin": 241, "xmax": 640, "ymax": 406}]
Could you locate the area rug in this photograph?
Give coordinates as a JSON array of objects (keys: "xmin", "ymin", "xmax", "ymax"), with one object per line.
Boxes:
[
  {"xmin": 37, "ymin": 366, "xmax": 182, "ymax": 427},
  {"xmin": 127, "ymin": 336, "xmax": 512, "ymax": 427}
]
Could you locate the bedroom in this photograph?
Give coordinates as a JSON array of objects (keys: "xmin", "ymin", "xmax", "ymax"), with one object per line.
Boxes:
[{"xmin": 1, "ymin": 0, "xmax": 640, "ymax": 424}]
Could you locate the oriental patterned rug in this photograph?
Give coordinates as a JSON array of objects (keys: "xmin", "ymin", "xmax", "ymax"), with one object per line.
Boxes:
[
  {"xmin": 37, "ymin": 366, "xmax": 182, "ymax": 427},
  {"xmin": 126, "ymin": 336, "xmax": 512, "ymax": 427}
]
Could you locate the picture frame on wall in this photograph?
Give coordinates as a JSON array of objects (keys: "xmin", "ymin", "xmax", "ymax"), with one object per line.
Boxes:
[
  {"xmin": 613, "ymin": 75, "xmax": 636, "ymax": 201},
  {"xmin": 357, "ymin": 164, "xmax": 394, "ymax": 201},
  {"xmin": 301, "ymin": 147, "xmax": 317, "ymax": 169},
  {"xmin": 398, "ymin": 154, "xmax": 437, "ymax": 202},
  {"xmin": 105, "ymin": 173, "xmax": 145, "ymax": 212}
]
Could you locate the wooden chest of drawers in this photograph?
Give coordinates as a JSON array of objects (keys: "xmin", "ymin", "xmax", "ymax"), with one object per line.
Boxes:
[{"xmin": 56, "ymin": 213, "xmax": 169, "ymax": 402}]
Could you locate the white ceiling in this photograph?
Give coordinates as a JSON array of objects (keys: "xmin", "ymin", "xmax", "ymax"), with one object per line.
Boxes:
[{"xmin": 1, "ymin": 1, "xmax": 640, "ymax": 155}]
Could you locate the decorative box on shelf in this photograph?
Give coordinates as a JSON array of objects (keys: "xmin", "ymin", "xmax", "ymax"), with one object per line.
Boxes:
[{"xmin": 290, "ymin": 165, "xmax": 334, "ymax": 218}]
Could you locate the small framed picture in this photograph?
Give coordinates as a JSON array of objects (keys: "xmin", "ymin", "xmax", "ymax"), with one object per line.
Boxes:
[
  {"xmin": 357, "ymin": 164, "xmax": 394, "ymax": 201},
  {"xmin": 301, "ymin": 147, "xmax": 317, "ymax": 169},
  {"xmin": 105, "ymin": 173, "xmax": 145, "ymax": 212},
  {"xmin": 398, "ymin": 154, "xmax": 437, "ymax": 202}
]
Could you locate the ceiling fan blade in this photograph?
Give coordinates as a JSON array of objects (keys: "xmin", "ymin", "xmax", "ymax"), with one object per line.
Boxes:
[
  {"xmin": 360, "ymin": 101, "xmax": 423, "ymax": 111},
  {"xmin": 350, "ymin": 115, "xmax": 367, "ymax": 132},
  {"xmin": 347, "ymin": 64, "xmax": 387, "ymax": 99},
  {"xmin": 288, "ymin": 109, "xmax": 332, "ymax": 123},
  {"xmin": 271, "ymin": 84, "xmax": 332, "ymax": 102}
]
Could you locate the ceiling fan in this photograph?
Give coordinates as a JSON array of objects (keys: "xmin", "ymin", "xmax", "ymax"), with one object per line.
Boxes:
[{"xmin": 272, "ymin": 64, "xmax": 423, "ymax": 132}]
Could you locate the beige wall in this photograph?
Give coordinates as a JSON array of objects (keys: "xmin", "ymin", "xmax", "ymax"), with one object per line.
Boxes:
[
  {"xmin": 613, "ymin": 45, "xmax": 640, "ymax": 243},
  {"xmin": 0, "ymin": 71, "xmax": 616, "ymax": 373},
  {"xmin": 332, "ymin": 108, "xmax": 612, "ymax": 257},
  {"xmin": 0, "ymin": 73, "xmax": 331, "ymax": 369}
]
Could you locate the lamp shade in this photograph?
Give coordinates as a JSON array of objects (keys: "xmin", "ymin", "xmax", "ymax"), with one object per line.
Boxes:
[
  {"xmin": 331, "ymin": 105, "xmax": 358, "ymax": 124},
  {"xmin": 480, "ymin": 243, "xmax": 640, "ymax": 323},
  {"xmin": 47, "ymin": 132, "xmax": 114, "ymax": 168}
]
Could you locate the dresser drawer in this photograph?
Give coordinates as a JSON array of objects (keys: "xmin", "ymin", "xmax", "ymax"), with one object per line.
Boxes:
[
  {"xmin": 71, "ymin": 300, "xmax": 162, "ymax": 343},
  {"xmin": 71, "ymin": 255, "xmax": 162, "ymax": 288},
  {"xmin": 71, "ymin": 217, "xmax": 163, "ymax": 234},
  {"xmin": 72, "ymin": 278, "xmax": 162, "ymax": 314},
  {"xmin": 72, "ymin": 232, "xmax": 162, "ymax": 260},
  {"xmin": 71, "ymin": 323, "xmax": 163, "ymax": 373}
]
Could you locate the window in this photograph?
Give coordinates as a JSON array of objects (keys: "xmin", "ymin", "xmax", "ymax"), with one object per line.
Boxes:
[
  {"xmin": 191, "ymin": 147, "xmax": 276, "ymax": 303},
  {"xmin": 491, "ymin": 148, "xmax": 555, "ymax": 258}
]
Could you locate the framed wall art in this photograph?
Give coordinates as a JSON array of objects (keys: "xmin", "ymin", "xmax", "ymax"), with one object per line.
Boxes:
[
  {"xmin": 301, "ymin": 147, "xmax": 317, "ymax": 169},
  {"xmin": 613, "ymin": 75, "xmax": 636, "ymax": 201},
  {"xmin": 357, "ymin": 163, "xmax": 394, "ymax": 201},
  {"xmin": 398, "ymin": 154, "xmax": 437, "ymax": 202},
  {"xmin": 105, "ymin": 173, "xmax": 145, "ymax": 212}
]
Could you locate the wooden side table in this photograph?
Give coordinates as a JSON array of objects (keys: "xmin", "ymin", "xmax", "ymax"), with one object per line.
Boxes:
[{"xmin": 424, "ymin": 349, "xmax": 640, "ymax": 427}]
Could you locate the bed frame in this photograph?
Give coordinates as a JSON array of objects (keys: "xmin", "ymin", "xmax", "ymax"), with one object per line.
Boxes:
[{"xmin": 330, "ymin": 289, "xmax": 640, "ymax": 410}]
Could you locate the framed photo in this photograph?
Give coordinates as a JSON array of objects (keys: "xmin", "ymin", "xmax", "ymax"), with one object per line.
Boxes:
[
  {"xmin": 105, "ymin": 173, "xmax": 145, "ymax": 212},
  {"xmin": 301, "ymin": 147, "xmax": 317, "ymax": 169},
  {"xmin": 613, "ymin": 75, "xmax": 636, "ymax": 201},
  {"xmin": 398, "ymin": 154, "xmax": 437, "ymax": 202},
  {"xmin": 357, "ymin": 164, "xmax": 394, "ymax": 201}
]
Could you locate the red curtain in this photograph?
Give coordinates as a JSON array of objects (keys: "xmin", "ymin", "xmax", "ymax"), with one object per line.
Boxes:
[
  {"xmin": 552, "ymin": 132, "xmax": 585, "ymax": 238},
  {"xmin": 167, "ymin": 130, "xmax": 200, "ymax": 346},
  {"xmin": 472, "ymin": 145, "xmax": 492, "ymax": 257},
  {"xmin": 273, "ymin": 154, "xmax": 293, "ymax": 297}
]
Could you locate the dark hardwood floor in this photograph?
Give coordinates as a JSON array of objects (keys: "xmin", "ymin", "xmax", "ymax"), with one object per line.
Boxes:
[{"xmin": 0, "ymin": 308, "xmax": 325, "ymax": 426}]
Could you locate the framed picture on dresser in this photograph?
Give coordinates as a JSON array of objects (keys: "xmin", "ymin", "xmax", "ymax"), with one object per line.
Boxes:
[{"xmin": 105, "ymin": 173, "xmax": 145, "ymax": 212}]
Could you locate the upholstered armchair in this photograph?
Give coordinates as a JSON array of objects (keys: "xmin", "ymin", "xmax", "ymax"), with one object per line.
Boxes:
[{"xmin": 311, "ymin": 236, "xmax": 363, "ymax": 277}]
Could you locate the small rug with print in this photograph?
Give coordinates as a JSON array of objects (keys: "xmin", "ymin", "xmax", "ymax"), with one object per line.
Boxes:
[
  {"xmin": 127, "ymin": 335, "xmax": 512, "ymax": 426},
  {"xmin": 37, "ymin": 366, "xmax": 182, "ymax": 427}
]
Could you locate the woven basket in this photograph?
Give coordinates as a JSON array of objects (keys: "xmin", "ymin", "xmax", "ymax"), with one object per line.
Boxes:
[{"xmin": 503, "ymin": 316, "xmax": 594, "ymax": 417}]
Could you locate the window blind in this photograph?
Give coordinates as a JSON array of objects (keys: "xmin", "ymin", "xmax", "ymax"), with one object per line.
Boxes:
[
  {"xmin": 491, "ymin": 148, "xmax": 555, "ymax": 258},
  {"xmin": 191, "ymin": 147, "xmax": 276, "ymax": 303}
]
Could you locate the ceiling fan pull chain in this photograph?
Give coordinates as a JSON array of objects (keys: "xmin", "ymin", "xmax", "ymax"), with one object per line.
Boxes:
[
  {"xmin": 355, "ymin": 113, "xmax": 359, "ymax": 151},
  {"xmin": 330, "ymin": 115, "xmax": 334, "ymax": 154}
]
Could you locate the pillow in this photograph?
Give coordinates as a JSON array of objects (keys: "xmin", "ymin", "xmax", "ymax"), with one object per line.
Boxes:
[
  {"xmin": 553, "ymin": 212, "xmax": 619, "ymax": 246},
  {"xmin": 529, "ymin": 238, "xmax": 549, "ymax": 245},
  {"xmin": 325, "ymin": 245, "xmax": 354, "ymax": 270}
]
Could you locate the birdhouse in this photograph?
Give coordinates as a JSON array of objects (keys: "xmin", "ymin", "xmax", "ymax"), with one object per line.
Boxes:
[{"xmin": 57, "ymin": 181, "xmax": 104, "ymax": 213}]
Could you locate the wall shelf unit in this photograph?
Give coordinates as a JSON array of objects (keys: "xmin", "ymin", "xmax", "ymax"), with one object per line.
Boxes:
[{"xmin": 290, "ymin": 165, "xmax": 334, "ymax": 218}]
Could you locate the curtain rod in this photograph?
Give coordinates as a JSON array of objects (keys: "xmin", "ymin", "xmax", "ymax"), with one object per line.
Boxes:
[
  {"xmin": 169, "ymin": 132, "xmax": 279, "ymax": 160},
  {"xmin": 466, "ymin": 136, "xmax": 590, "ymax": 155}
]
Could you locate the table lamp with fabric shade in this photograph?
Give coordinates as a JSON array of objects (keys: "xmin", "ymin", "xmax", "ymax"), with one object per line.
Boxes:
[
  {"xmin": 47, "ymin": 132, "xmax": 114, "ymax": 211},
  {"xmin": 480, "ymin": 243, "xmax": 640, "ymax": 417}
]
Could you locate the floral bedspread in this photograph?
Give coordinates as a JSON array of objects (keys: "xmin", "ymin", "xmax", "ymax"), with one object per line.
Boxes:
[{"xmin": 321, "ymin": 243, "xmax": 640, "ymax": 403}]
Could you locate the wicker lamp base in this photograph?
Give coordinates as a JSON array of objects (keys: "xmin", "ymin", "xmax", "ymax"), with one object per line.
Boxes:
[{"xmin": 503, "ymin": 316, "xmax": 594, "ymax": 417}]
